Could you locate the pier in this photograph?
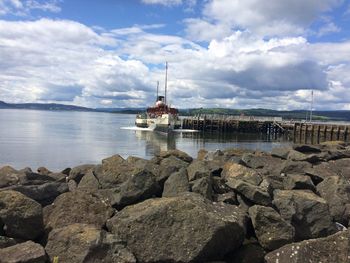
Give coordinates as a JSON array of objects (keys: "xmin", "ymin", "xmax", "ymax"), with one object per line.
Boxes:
[{"xmin": 181, "ymin": 115, "xmax": 350, "ymax": 144}]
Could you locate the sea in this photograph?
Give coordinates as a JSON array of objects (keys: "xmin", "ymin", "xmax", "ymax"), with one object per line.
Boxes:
[{"xmin": 0, "ymin": 109, "xmax": 292, "ymax": 171}]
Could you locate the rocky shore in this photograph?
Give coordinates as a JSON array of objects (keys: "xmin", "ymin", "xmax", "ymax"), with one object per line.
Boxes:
[{"xmin": 1, "ymin": 141, "xmax": 350, "ymax": 263}]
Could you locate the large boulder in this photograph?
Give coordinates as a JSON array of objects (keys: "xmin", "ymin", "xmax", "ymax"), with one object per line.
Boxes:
[
  {"xmin": 293, "ymin": 144, "xmax": 322, "ymax": 154},
  {"xmin": 240, "ymin": 153, "xmax": 267, "ymax": 169},
  {"xmin": 162, "ymin": 168, "xmax": 190, "ymax": 197},
  {"xmin": 106, "ymin": 193, "xmax": 246, "ymax": 262},
  {"xmin": 191, "ymin": 175, "xmax": 213, "ymax": 200},
  {"xmin": 283, "ymin": 174, "xmax": 315, "ymax": 191},
  {"xmin": 95, "ymin": 155, "xmax": 134, "ymax": 188},
  {"xmin": 248, "ymin": 205, "xmax": 295, "ymax": 250},
  {"xmin": 186, "ymin": 160, "xmax": 222, "ymax": 181},
  {"xmin": 5, "ymin": 181, "xmax": 69, "ymax": 206},
  {"xmin": 280, "ymin": 160, "xmax": 312, "ymax": 175},
  {"xmin": 287, "ymin": 150, "xmax": 322, "ymax": 164},
  {"xmin": 273, "ymin": 190, "xmax": 336, "ymax": 240},
  {"xmin": 44, "ymin": 190, "xmax": 114, "ymax": 231},
  {"xmin": 317, "ymin": 176, "xmax": 350, "ymax": 225},
  {"xmin": 222, "ymin": 162, "xmax": 262, "ymax": 186},
  {"xmin": 158, "ymin": 155, "xmax": 189, "ymax": 184},
  {"xmin": 112, "ymin": 169, "xmax": 161, "ymax": 210},
  {"xmin": 0, "ymin": 166, "xmax": 25, "ymax": 188},
  {"xmin": 45, "ymin": 223, "xmax": 136, "ymax": 263},
  {"xmin": 68, "ymin": 164, "xmax": 95, "ymax": 183},
  {"xmin": 0, "ymin": 190, "xmax": 44, "ymax": 240},
  {"xmin": 77, "ymin": 169, "xmax": 101, "ymax": 191},
  {"xmin": 227, "ymin": 179, "xmax": 271, "ymax": 206},
  {"xmin": 159, "ymin": 149, "xmax": 193, "ymax": 163},
  {"xmin": 0, "ymin": 241, "xmax": 47, "ymax": 263},
  {"xmin": 265, "ymin": 229, "xmax": 350, "ymax": 263},
  {"xmin": 271, "ymin": 146, "xmax": 292, "ymax": 160}
]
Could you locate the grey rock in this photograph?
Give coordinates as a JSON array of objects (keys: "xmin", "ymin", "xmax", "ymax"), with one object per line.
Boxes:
[
  {"xmin": 45, "ymin": 223, "xmax": 136, "ymax": 263},
  {"xmin": 215, "ymin": 192, "xmax": 238, "ymax": 205},
  {"xmin": 227, "ymin": 179, "xmax": 271, "ymax": 206},
  {"xmin": 317, "ymin": 176, "xmax": 350, "ymax": 225},
  {"xmin": 249, "ymin": 205, "xmax": 295, "ymax": 250},
  {"xmin": 0, "ymin": 241, "xmax": 47, "ymax": 263},
  {"xmin": 107, "ymin": 193, "xmax": 246, "ymax": 263},
  {"xmin": 271, "ymin": 146, "xmax": 292, "ymax": 160},
  {"xmin": 293, "ymin": 144, "xmax": 322, "ymax": 153},
  {"xmin": 77, "ymin": 169, "xmax": 100, "ymax": 191},
  {"xmin": 44, "ymin": 190, "xmax": 114, "ymax": 231},
  {"xmin": 191, "ymin": 175, "xmax": 213, "ymax": 200},
  {"xmin": 283, "ymin": 174, "xmax": 315, "ymax": 191},
  {"xmin": 0, "ymin": 190, "xmax": 44, "ymax": 240},
  {"xmin": 162, "ymin": 168, "xmax": 190, "ymax": 197},
  {"xmin": 0, "ymin": 236, "xmax": 16, "ymax": 249},
  {"xmin": 113, "ymin": 169, "xmax": 161, "ymax": 209},
  {"xmin": 225, "ymin": 243, "xmax": 265, "ymax": 263},
  {"xmin": 158, "ymin": 155, "xmax": 189, "ymax": 184},
  {"xmin": 265, "ymin": 229, "xmax": 350, "ymax": 263},
  {"xmin": 222, "ymin": 162, "xmax": 262, "ymax": 186},
  {"xmin": 273, "ymin": 190, "xmax": 336, "ymax": 240},
  {"xmin": 68, "ymin": 164, "xmax": 95, "ymax": 183},
  {"xmin": 159, "ymin": 149, "xmax": 193, "ymax": 163},
  {"xmin": 240, "ymin": 153, "xmax": 266, "ymax": 169}
]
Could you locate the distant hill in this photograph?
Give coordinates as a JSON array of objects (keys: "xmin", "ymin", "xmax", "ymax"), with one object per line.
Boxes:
[
  {"xmin": 1, "ymin": 101, "xmax": 349, "ymax": 121},
  {"xmin": 0, "ymin": 100, "xmax": 95, "ymax": 112}
]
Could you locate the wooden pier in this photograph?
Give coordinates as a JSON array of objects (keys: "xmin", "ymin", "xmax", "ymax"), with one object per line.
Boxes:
[{"xmin": 181, "ymin": 115, "xmax": 350, "ymax": 144}]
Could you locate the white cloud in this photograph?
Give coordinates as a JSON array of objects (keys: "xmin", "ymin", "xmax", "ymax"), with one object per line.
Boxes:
[
  {"xmin": 316, "ymin": 22, "xmax": 341, "ymax": 36},
  {"xmin": 184, "ymin": 0, "xmax": 344, "ymax": 39},
  {"xmin": 141, "ymin": 0, "xmax": 182, "ymax": 7},
  {"xmin": 0, "ymin": 0, "xmax": 61, "ymax": 16}
]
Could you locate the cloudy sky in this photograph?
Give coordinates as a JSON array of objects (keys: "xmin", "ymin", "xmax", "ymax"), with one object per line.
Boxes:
[{"xmin": 0, "ymin": 0, "xmax": 349, "ymax": 110}]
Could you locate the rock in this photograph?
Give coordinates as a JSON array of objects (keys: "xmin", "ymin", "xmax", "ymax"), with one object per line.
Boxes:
[
  {"xmin": 273, "ymin": 190, "xmax": 336, "ymax": 240},
  {"xmin": 44, "ymin": 190, "xmax": 114, "ymax": 231},
  {"xmin": 112, "ymin": 169, "xmax": 161, "ymax": 209},
  {"xmin": 293, "ymin": 144, "xmax": 322, "ymax": 153},
  {"xmin": 287, "ymin": 150, "xmax": 322, "ymax": 164},
  {"xmin": 68, "ymin": 164, "xmax": 95, "ymax": 183},
  {"xmin": 67, "ymin": 179, "xmax": 77, "ymax": 191},
  {"xmin": 107, "ymin": 193, "xmax": 246, "ymax": 262},
  {"xmin": 212, "ymin": 177, "xmax": 232, "ymax": 194},
  {"xmin": 240, "ymin": 153, "xmax": 266, "ymax": 169},
  {"xmin": 45, "ymin": 223, "xmax": 136, "ymax": 263},
  {"xmin": 0, "ymin": 166, "xmax": 23, "ymax": 188},
  {"xmin": 77, "ymin": 169, "xmax": 100, "ymax": 191},
  {"xmin": 0, "ymin": 190, "xmax": 44, "ymax": 240},
  {"xmin": 259, "ymin": 176, "xmax": 284, "ymax": 195},
  {"xmin": 227, "ymin": 179, "xmax": 271, "ymax": 206},
  {"xmin": 162, "ymin": 168, "xmax": 190, "ymax": 197},
  {"xmin": 280, "ymin": 160, "xmax": 312, "ymax": 175},
  {"xmin": 187, "ymin": 160, "xmax": 211, "ymax": 181},
  {"xmin": 159, "ymin": 149, "xmax": 193, "ymax": 163},
  {"xmin": 0, "ymin": 236, "xmax": 16, "ymax": 249},
  {"xmin": 265, "ymin": 229, "xmax": 350, "ymax": 263},
  {"xmin": 197, "ymin": 149, "xmax": 208, "ymax": 160},
  {"xmin": 271, "ymin": 146, "xmax": 291, "ymax": 160},
  {"xmin": 5, "ymin": 181, "xmax": 69, "ymax": 206},
  {"xmin": 158, "ymin": 155, "xmax": 189, "ymax": 184},
  {"xmin": 96, "ymin": 155, "xmax": 134, "ymax": 188},
  {"xmin": 225, "ymin": 243, "xmax": 265, "ymax": 263},
  {"xmin": 46, "ymin": 172, "xmax": 67, "ymax": 182},
  {"xmin": 126, "ymin": 156, "xmax": 160, "ymax": 177},
  {"xmin": 317, "ymin": 176, "xmax": 350, "ymax": 225},
  {"xmin": 215, "ymin": 192, "xmax": 238, "ymax": 205},
  {"xmin": 37, "ymin": 167, "xmax": 51, "ymax": 175},
  {"xmin": 222, "ymin": 162, "xmax": 262, "ymax": 186},
  {"xmin": 329, "ymin": 158, "xmax": 350, "ymax": 180},
  {"xmin": 248, "ymin": 205, "xmax": 295, "ymax": 250},
  {"xmin": 0, "ymin": 241, "xmax": 47, "ymax": 263},
  {"xmin": 60, "ymin": 167, "xmax": 71, "ymax": 175},
  {"xmin": 191, "ymin": 176, "xmax": 213, "ymax": 200},
  {"xmin": 283, "ymin": 174, "xmax": 315, "ymax": 191}
]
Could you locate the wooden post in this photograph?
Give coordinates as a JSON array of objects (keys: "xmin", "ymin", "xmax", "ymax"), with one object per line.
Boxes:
[
  {"xmin": 311, "ymin": 124, "xmax": 314, "ymax": 144},
  {"xmin": 323, "ymin": 125, "xmax": 327, "ymax": 142},
  {"xmin": 330, "ymin": 126, "xmax": 334, "ymax": 141},
  {"xmin": 293, "ymin": 122, "xmax": 297, "ymax": 143},
  {"xmin": 299, "ymin": 123, "xmax": 303, "ymax": 144},
  {"xmin": 337, "ymin": 126, "xmax": 340, "ymax": 140},
  {"xmin": 345, "ymin": 126, "xmax": 348, "ymax": 142},
  {"xmin": 317, "ymin": 125, "xmax": 321, "ymax": 144},
  {"xmin": 304, "ymin": 124, "xmax": 308, "ymax": 144}
]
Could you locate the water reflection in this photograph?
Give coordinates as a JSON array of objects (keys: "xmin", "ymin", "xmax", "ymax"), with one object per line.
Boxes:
[{"xmin": 134, "ymin": 131, "xmax": 176, "ymax": 156}]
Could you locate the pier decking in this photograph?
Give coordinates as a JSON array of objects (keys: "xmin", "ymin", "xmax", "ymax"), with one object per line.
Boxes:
[{"xmin": 181, "ymin": 115, "xmax": 350, "ymax": 144}]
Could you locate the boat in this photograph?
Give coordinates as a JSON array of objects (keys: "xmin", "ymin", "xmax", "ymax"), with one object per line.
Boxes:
[{"xmin": 135, "ymin": 62, "xmax": 181, "ymax": 133}]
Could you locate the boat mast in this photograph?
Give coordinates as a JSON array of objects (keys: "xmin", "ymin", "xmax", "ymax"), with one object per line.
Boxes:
[{"xmin": 164, "ymin": 62, "xmax": 168, "ymax": 106}]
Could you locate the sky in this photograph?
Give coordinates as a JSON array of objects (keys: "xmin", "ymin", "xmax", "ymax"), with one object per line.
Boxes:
[{"xmin": 0, "ymin": 0, "xmax": 350, "ymax": 110}]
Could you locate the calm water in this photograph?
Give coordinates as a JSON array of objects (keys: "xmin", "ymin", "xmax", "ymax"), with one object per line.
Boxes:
[{"xmin": 0, "ymin": 109, "xmax": 292, "ymax": 171}]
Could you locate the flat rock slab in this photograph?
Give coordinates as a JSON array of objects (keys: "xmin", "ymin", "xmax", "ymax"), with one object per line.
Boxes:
[
  {"xmin": 107, "ymin": 193, "xmax": 246, "ymax": 263},
  {"xmin": 45, "ymin": 223, "xmax": 136, "ymax": 263},
  {"xmin": 0, "ymin": 241, "xmax": 47, "ymax": 263},
  {"xmin": 265, "ymin": 229, "xmax": 350, "ymax": 263}
]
